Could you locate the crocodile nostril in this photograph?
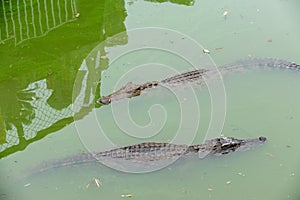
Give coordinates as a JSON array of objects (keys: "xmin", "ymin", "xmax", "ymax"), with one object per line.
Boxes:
[{"xmin": 98, "ymin": 97, "xmax": 111, "ymax": 105}]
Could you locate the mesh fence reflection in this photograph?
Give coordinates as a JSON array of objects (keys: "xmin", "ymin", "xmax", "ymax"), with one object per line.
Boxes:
[
  {"xmin": 0, "ymin": 53, "xmax": 101, "ymax": 156},
  {"xmin": 0, "ymin": 0, "xmax": 77, "ymax": 45}
]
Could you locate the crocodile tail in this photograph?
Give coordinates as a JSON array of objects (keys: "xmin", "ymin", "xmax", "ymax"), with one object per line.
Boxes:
[
  {"xmin": 222, "ymin": 58, "xmax": 300, "ymax": 71},
  {"xmin": 29, "ymin": 152, "xmax": 96, "ymax": 174}
]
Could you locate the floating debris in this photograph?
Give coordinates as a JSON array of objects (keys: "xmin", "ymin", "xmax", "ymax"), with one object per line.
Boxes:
[
  {"xmin": 31, "ymin": 97, "xmax": 36, "ymax": 101},
  {"xmin": 226, "ymin": 181, "xmax": 231, "ymax": 185},
  {"xmin": 267, "ymin": 39, "xmax": 273, "ymax": 43},
  {"xmin": 223, "ymin": 11, "xmax": 228, "ymax": 19},
  {"xmin": 203, "ymin": 49, "xmax": 210, "ymax": 54},
  {"xmin": 86, "ymin": 178, "xmax": 102, "ymax": 189},
  {"xmin": 94, "ymin": 178, "xmax": 102, "ymax": 188},
  {"xmin": 24, "ymin": 183, "xmax": 31, "ymax": 187},
  {"xmin": 266, "ymin": 152, "xmax": 274, "ymax": 158},
  {"xmin": 207, "ymin": 187, "xmax": 213, "ymax": 191},
  {"xmin": 237, "ymin": 172, "xmax": 245, "ymax": 177},
  {"xmin": 121, "ymin": 194, "xmax": 133, "ymax": 198},
  {"xmin": 290, "ymin": 172, "xmax": 295, "ymax": 177},
  {"xmin": 215, "ymin": 47, "xmax": 223, "ymax": 51},
  {"xmin": 85, "ymin": 182, "xmax": 91, "ymax": 189},
  {"xmin": 75, "ymin": 13, "xmax": 80, "ymax": 18},
  {"xmin": 100, "ymin": 55, "xmax": 108, "ymax": 59}
]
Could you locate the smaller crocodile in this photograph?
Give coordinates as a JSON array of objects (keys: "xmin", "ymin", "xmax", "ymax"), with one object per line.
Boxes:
[
  {"xmin": 97, "ymin": 69, "xmax": 208, "ymax": 105},
  {"xmin": 98, "ymin": 58, "xmax": 300, "ymax": 105},
  {"xmin": 32, "ymin": 136, "xmax": 266, "ymax": 173}
]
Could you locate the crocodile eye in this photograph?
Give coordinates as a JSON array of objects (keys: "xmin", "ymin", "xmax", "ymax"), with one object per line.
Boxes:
[
  {"xmin": 221, "ymin": 143, "xmax": 232, "ymax": 150},
  {"xmin": 221, "ymin": 142, "xmax": 238, "ymax": 151},
  {"xmin": 259, "ymin": 137, "xmax": 267, "ymax": 142}
]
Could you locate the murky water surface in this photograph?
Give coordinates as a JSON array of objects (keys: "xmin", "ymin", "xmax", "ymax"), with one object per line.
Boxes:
[{"xmin": 0, "ymin": 0, "xmax": 300, "ymax": 199}]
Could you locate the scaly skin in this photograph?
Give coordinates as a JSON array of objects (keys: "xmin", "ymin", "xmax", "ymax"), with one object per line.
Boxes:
[
  {"xmin": 98, "ymin": 81, "xmax": 158, "ymax": 105},
  {"xmin": 32, "ymin": 136, "xmax": 267, "ymax": 172},
  {"xmin": 98, "ymin": 58, "xmax": 300, "ymax": 105}
]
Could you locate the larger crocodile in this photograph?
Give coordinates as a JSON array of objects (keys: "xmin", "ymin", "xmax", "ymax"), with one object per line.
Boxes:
[
  {"xmin": 98, "ymin": 57, "xmax": 300, "ymax": 105},
  {"xmin": 33, "ymin": 136, "xmax": 266, "ymax": 173}
]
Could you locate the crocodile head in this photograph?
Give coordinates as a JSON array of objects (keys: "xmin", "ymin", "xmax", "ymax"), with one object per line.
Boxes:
[
  {"xmin": 209, "ymin": 136, "xmax": 267, "ymax": 155},
  {"xmin": 97, "ymin": 82, "xmax": 143, "ymax": 105},
  {"xmin": 98, "ymin": 81, "xmax": 158, "ymax": 105}
]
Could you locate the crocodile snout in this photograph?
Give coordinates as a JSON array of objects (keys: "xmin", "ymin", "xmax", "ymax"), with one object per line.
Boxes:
[{"xmin": 98, "ymin": 97, "xmax": 111, "ymax": 105}]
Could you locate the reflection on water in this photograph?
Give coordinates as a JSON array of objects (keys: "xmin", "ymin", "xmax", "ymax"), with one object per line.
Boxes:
[
  {"xmin": 0, "ymin": 0, "xmax": 193, "ymax": 158},
  {"xmin": 0, "ymin": 0, "xmax": 129, "ymax": 157},
  {"xmin": 0, "ymin": 0, "xmax": 192, "ymax": 157},
  {"xmin": 0, "ymin": 0, "xmax": 77, "ymax": 45},
  {"xmin": 0, "ymin": 43, "xmax": 113, "ymax": 157}
]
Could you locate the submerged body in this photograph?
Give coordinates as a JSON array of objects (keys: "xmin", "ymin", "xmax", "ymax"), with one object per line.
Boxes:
[
  {"xmin": 98, "ymin": 57, "xmax": 300, "ymax": 105},
  {"xmin": 33, "ymin": 136, "xmax": 266, "ymax": 173}
]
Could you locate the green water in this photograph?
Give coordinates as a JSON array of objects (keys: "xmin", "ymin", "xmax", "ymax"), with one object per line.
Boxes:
[{"xmin": 1, "ymin": 0, "xmax": 300, "ymax": 199}]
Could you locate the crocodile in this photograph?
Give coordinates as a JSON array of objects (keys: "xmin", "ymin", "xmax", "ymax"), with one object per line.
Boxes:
[
  {"xmin": 99, "ymin": 81, "xmax": 159, "ymax": 105},
  {"xmin": 98, "ymin": 57, "xmax": 300, "ymax": 105},
  {"xmin": 33, "ymin": 136, "xmax": 266, "ymax": 172}
]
